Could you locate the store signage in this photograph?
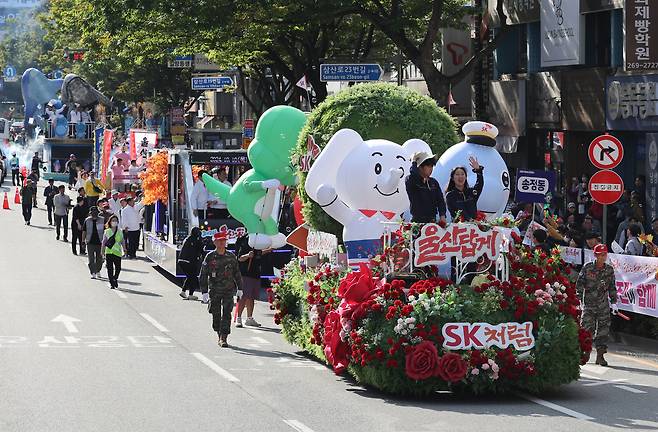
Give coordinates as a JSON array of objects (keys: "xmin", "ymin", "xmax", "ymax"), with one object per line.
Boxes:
[
  {"xmin": 414, "ymin": 223, "xmax": 502, "ymax": 267},
  {"xmin": 606, "ymin": 75, "xmax": 658, "ymax": 131},
  {"xmin": 580, "ymin": 0, "xmax": 623, "ymax": 12},
  {"xmin": 646, "ymin": 133, "xmax": 658, "ymax": 223},
  {"xmin": 504, "ymin": 0, "xmax": 540, "ymax": 24},
  {"xmin": 625, "ymin": 0, "xmax": 658, "ymax": 70},
  {"xmin": 442, "ymin": 322, "xmax": 535, "ymax": 351},
  {"xmin": 540, "ymin": 0, "xmax": 585, "ymax": 67},
  {"xmin": 515, "ymin": 169, "xmax": 556, "ymax": 203},
  {"xmin": 168, "ymin": 55, "xmax": 193, "ymax": 69}
]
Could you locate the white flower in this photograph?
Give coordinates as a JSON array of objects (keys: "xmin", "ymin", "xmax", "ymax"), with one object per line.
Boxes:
[
  {"xmin": 408, "ymin": 324, "xmax": 415, "ymax": 329},
  {"xmin": 491, "ymin": 363, "xmax": 500, "ymax": 373},
  {"xmin": 481, "ymin": 363, "xmax": 490, "ymax": 370},
  {"xmin": 408, "ymin": 295, "xmax": 416, "ymax": 301},
  {"xmin": 405, "ymin": 317, "xmax": 416, "ymax": 324},
  {"xmin": 471, "ymin": 368, "xmax": 480, "ymax": 376}
]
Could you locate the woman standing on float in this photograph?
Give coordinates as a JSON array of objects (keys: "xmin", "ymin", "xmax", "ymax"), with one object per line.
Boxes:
[{"xmin": 445, "ymin": 156, "xmax": 484, "ymax": 221}]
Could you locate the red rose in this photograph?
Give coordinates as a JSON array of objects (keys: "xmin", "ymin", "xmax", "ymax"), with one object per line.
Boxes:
[
  {"xmin": 405, "ymin": 341, "xmax": 440, "ymax": 381},
  {"xmin": 436, "ymin": 352, "xmax": 468, "ymax": 383},
  {"xmin": 323, "ymin": 310, "xmax": 350, "ymax": 374},
  {"xmin": 337, "ymin": 264, "xmax": 377, "ymax": 321}
]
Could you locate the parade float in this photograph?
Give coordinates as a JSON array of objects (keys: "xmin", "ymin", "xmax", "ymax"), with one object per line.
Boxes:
[{"xmin": 270, "ymin": 83, "xmax": 591, "ymax": 395}]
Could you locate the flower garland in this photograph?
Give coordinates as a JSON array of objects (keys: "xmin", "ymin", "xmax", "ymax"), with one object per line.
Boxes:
[{"xmin": 270, "ymin": 229, "xmax": 591, "ymax": 395}]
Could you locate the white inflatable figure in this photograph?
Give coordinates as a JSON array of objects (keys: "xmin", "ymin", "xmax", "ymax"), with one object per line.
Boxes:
[
  {"xmin": 305, "ymin": 129, "xmax": 432, "ymax": 265},
  {"xmin": 433, "ymin": 121, "xmax": 510, "ymax": 219}
]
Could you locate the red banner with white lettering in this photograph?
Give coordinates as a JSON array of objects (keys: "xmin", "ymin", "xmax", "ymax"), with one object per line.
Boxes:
[{"xmin": 100, "ymin": 129, "xmax": 114, "ymax": 183}]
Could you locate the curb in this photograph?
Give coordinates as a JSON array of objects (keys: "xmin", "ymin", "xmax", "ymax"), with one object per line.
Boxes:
[{"xmin": 614, "ymin": 331, "xmax": 658, "ymax": 355}]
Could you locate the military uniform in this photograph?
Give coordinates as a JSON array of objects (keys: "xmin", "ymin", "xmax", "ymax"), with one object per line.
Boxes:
[
  {"xmin": 199, "ymin": 250, "xmax": 243, "ymax": 337},
  {"xmin": 576, "ymin": 261, "xmax": 617, "ymax": 349}
]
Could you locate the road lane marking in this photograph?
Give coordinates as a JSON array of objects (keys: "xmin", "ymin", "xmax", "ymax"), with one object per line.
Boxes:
[
  {"xmin": 516, "ymin": 392, "xmax": 594, "ymax": 421},
  {"xmin": 114, "ymin": 290, "xmax": 127, "ymax": 299},
  {"xmin": 614, "ymin": 385, "xmax": 647, "ymax": 394},
  {"xmin": 582, "ymin": 378, "xmax": 626, "ymax": 387},
  {"xmin": 609, "ymin": 353, "xmax": 658, "ymax": 370},
  {"xmin": 191, "ymin": 353, "xmax": 240, "ymax": 382},
  {"xmin": 581, "ymin": 364, "xmax": 608, "ymax": 375},
  {"xmin": 284, "ymin": 420, "xmax": 315, "ymax": 432},
  {"xmin": 248, "ymin": 328, "xmax": 266, "ymax": 334},
  {"xmin": 251, "ymin": 336, "xmax": 270, "ymax": 344},
  {"xmin": 139, "ymin": 313, "xmax": 169, "ymax": 332},
  {"xmin": 51, "ymin": 314, "xmax": 81, "ymax": 333}
]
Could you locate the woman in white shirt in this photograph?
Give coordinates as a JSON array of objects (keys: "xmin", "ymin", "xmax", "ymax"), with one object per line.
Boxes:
[{"xmin": 75, "ymin": 169, "xmax": 88, "ymax": 190}]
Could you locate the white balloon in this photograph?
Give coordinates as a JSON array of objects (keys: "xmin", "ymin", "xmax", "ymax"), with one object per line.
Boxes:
[
  {"xmin": 432, "ymin": 137, "xmax": 510, "ymax": 219},
  {"xmin": 305, "ymin": 129, "xmax": 431, "ymax": 262}
]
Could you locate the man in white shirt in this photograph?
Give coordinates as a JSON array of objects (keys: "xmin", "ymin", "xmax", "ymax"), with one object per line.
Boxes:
[
  {"xmin": 108, "ymin": 190, "xmax": 121, "ymax": 216},
  {"xmin": 128, "ymin": 159, "xmax": 143, "ymax": 177},
  {"xmin": 69, "ymin": 105, "xmax": 83, "ymax": 123},
  {"xmin": 190, "ymin": 170, "xmax": 214, "ymax": 221},
  {"xmin": 120, "ymin": 197, "xmax": 143, "ymax": 259},
  {"xmin": 209, "ymin": 167, "xmax": 232, "ymax": 219}
]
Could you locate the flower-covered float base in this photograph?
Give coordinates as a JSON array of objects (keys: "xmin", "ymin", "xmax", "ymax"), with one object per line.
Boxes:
[{"xmin": 269, "ymin": 242, "xmax": 592, "ymax": 396}]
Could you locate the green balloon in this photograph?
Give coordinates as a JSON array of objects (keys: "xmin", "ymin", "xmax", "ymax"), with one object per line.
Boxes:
[{"xmin": 203, "ymin": 105, "xmax": 307, "ymax": 249}]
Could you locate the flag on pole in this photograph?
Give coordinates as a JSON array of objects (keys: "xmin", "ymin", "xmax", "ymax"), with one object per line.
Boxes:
[{"xmin": 296, "ymin": 75, "xmax": 309, "ymax": 90}]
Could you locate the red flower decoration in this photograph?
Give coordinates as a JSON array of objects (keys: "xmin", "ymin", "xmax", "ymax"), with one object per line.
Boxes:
[
  {"xmin": 404, "ymin": 341, "xmax": 440, "ymax": 381},
  {"xmin": 436, "ymin": 352, "xmax": 468, "ymax": 383},
  {"xmin": 323, "ymin": 310, "xmax": 350, "ymax": 374},
  {"xmin": 337, "ymin": 264, "xmax": 377, "ymax": 321}
]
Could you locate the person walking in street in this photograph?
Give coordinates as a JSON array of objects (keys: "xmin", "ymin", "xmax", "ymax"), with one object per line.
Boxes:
[
  {"xmin": 27, "ymin": 169, "xmax": 39, "ymax": 207},
  {"xmin": 0, "ymin": 154, "xmax": 6, "ymax": 185},
  {"xmin": 445, "ymin": 156, "xmax": 484, "ymax": 221},
  {"xmin": 84, "ymin": 171, "xmax": 105, "ymax": 207},
  {"xmin": 20, "ymin": 179, "xmax": 35, "ymax": 225},
  {"xmin": 53, "ymin": 185, "xmax": 72, "ymax": 242},
  {"xmin": 102, "ymin": 214, "xmax": 125, "ymax": 289},
  {"xmin": 44, "ymin": 178, "xmax": 58, "ymax": 225},
  {"xmin": 71, "ymin": 196, "xmax": 88, "ymax": 255},
  {"xmin": 235, "ymin": 233, "xmax": 269, "ymax": 327},
  {"xmin": 120, "ymin": 196, "xmax": 142, "ymax": 259},
  {"xmin": 83, "ymin": 206, "xmax": 106, "ymax": 279},
  {"xmin": 177, "ymin": 227, "xmax": 205, "ymax": 300},
  {"xmin": 199, "ymin": 232, "xmax": 243, "ymax": 348},
  {"xmin": 576, "ymin": 244, "xmax": 619, "ymax": 367},
  {"xmin": 31, "ymin": 152, "xmax": 43, "ymax": 180},
  {"xmin": 405, "ymin": 152, "xmax": 447, "ymax": 224},
  {"xmin": 9, "ymin": 152, "xmax": 20, "ymax": 186}
]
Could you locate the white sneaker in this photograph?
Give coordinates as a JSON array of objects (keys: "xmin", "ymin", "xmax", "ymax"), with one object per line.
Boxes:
[
  {"xmin": 179, "ymin": 291, "xmax": 187, "ymax": 299},
  {"xmin": 90, "ymin": 273, "xmax": 96, "ymax": 279},
  {"xmin": 236, "ymin": 317, "xmax": 243, "ymax": 328},
  {"xmin": 245, "ymin": 317, "xmax": 261, "ymax": 327}
]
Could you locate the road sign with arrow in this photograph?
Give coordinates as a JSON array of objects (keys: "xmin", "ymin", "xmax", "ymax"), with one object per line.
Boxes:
[{"xmin": 588, "ymin": 135, "xmax": 623, "ymax": 170}]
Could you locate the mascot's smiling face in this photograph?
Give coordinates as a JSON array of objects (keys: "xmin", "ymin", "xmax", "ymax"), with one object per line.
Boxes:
[{"xmin": 327, "ymin": 130, "xmax": 432, "ymax": 213}]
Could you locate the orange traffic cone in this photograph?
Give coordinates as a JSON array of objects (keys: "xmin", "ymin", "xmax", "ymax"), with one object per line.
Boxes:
[
  {"xmin": 3, "ymin": 192, "xmax": 10, "ymax": 210},
  {"xmin": 14, "ymin": 187, "xmax": 20, "ymax": 204}
]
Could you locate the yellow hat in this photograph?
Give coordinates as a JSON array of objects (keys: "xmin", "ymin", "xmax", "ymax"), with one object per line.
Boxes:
[{"xmin": 462, "ymin": 121, "xmax": 499, "ymax": 140}]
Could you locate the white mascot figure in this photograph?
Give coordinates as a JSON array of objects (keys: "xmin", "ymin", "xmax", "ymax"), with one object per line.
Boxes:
[
  {"xmin": 433, "ymin": 121, "xmax": 510, "ymax": 219},
  {"xmin": 305, "ymin": 129, "xmax": 432, "ymax": 265}
]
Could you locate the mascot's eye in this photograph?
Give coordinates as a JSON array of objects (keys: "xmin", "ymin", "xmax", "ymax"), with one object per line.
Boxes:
[
  {"xmin": 375, "ymin": 163, "xmax": 382, "ymax": 175},
  {"xmin": 502, "ymin": 172, "xmax": 510, "ymax": 188}
]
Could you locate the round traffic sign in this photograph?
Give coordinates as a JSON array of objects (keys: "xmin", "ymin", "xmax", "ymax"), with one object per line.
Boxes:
[
  {"xmin": 588, "ymin": 170, "xmax": 624, "ymax": 205},
  {"xmin": 3, "ymin": 65, "xmax": 16, "ymax": 78},
  {"xmin": 588, "ymin": 135, "xmax": 623, "ymax": 170}
]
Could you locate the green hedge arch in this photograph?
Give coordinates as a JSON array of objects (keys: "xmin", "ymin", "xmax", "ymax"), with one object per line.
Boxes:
[{"xmin": 295, "ymin": 83, "xmax": 459, "ymax": 238}]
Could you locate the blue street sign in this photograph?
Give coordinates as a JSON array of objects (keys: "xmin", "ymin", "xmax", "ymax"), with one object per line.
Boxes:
[
  {"xmin": 168, "ymin": 55, "xmax": 194, "ymax": 68},
  {"xmin": 243, "ymin": 128, "xmax": 254, "ymax": 138},
  {"xmin": 191, "ymin": 76, "xmax": 234, "ymax": 90},
  {"xmin": 3, "ymin": 65, "xmax": 17, "ymax": 82},
  {"xmin": 515, "ymin": 169, "xmax": 556, "ymax": 204},
  {"xmin": 52, "ymin": 69, "xmax": 64, "ymax": 79},
  {"xmin": 320, "ymin": 63, "xmax": 383, "ymax": 82}
]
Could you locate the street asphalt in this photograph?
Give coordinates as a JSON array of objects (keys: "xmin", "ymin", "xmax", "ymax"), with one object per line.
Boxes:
[{"xmin": 1, "ymin": 180, "xmax": 658, "ymax": 432}]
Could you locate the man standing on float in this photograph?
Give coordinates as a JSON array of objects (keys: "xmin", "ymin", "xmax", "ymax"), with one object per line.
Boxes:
[{"xmin": 405, "ymin": 152, "xmax": 447, "ymax": 224}]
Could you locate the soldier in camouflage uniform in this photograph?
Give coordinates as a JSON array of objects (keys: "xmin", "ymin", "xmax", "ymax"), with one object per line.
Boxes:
[
  {"xmin": 575, "ymin": 244, "xmax": 619, "ymax": 366},
  {"xmin": 200, "ymin": 232, "xmax": 243, "ymax": 347}
]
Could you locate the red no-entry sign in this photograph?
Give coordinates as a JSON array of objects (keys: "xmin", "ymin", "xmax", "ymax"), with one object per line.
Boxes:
[
  {"xmin": 588, "ymin": 135, "xmax": 623, "ymax": 170},
  {"xmin": 589, "ymin": 170, "xmax": 624, "ymax": 205}
]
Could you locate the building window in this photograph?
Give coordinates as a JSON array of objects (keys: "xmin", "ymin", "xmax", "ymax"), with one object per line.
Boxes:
[{"xmin": 585, "ymin": 11, "xmax": 612, "ymax": 67}]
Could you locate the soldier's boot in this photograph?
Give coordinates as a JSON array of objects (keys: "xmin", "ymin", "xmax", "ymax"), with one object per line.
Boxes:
[
  {"xmin": 219, "ymin": 334, "xmax": 229, "ymax": 348},
  {"xmin": 595, "ymin": 347, "xmax": 608, "ymax": 366}
]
